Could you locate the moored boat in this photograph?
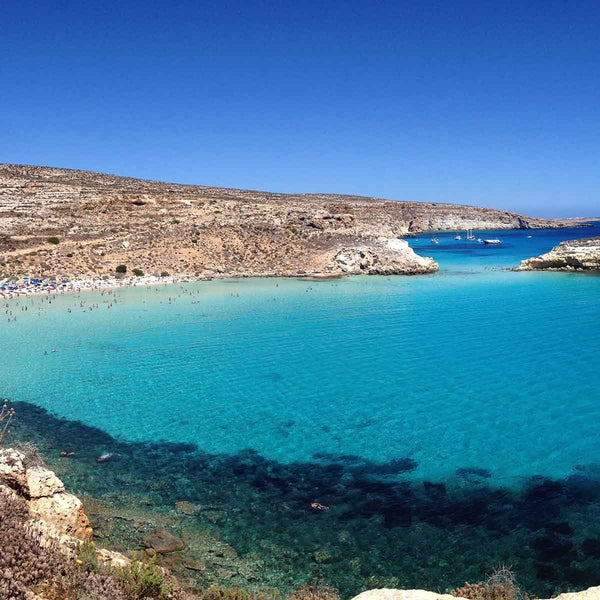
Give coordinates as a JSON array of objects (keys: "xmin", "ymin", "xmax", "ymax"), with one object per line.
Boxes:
[{"xmin": 483, "ymin": 238, "xmax": 501, "ymax": 245}]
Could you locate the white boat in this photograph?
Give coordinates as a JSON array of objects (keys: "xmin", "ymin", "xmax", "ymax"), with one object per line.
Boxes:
[
  {"xmin": 477, "ymin": 238, "xmax": 483, "ymax": 243},
  {"xmin": 483, "ymin": 238, "xmax": 501, "ymax": 245},
  {"xmin": 431, "ymin": 237, "xmax": 439, "ymax": 244},
  {"xmin": 455, "ymin": 235, "xmax": 462, "ymax": 240},
  {"xmin": 466, "ymin": 229, "xmax": 476, "ymax": 240}
]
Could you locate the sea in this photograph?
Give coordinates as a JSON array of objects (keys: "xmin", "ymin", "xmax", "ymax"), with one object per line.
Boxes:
[{"xmin": 2, "ymin": 224, "xmax": 599, "ymax": 597}]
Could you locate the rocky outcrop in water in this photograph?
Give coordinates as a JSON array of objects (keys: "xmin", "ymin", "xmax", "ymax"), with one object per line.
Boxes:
[
  {"xmin": 517, "ymin": 237, "xmax": 600, "ymax": 271},
  {"xmin": 0, "ymin": 164, "xmax": 589, "ymax": 281}
]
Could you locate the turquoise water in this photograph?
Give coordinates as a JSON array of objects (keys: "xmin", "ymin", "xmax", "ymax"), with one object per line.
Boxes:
[{"xmin": 2, "ymin": 224, "xmax": 600, "ymax": 595}]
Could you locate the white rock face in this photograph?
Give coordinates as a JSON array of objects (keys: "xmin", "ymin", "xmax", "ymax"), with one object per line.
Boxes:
[
  {"xmin": 351, "ymin": 589, "xmax": 467, "ymax": 600},
  {"xmin": 332, "ymin": 239, "xmax": 437, "ymax": 275},
  {"xmin": 386, "ymin": 238, "xmax": 410, "ymax": 251},
  {"xmin": 28, "ymin": 492, "xmax": 91, "ymax": 541},
  {"xmin": 97, "ymin": 547, "xmax": 131, "ymax": 568},
  {"xmin": 0, "ymin": 447, "xmax": 27, "ymax": 491},
  {"xmin": 547, "ymin": 586, "xmax": 600, "ymax": 600},
  {"xmin": 351, "ymin": 587, "xmax": 600, "ymax": 600},
  {"xmin": 26, "ymin": 465, "xmax": 66, "ymax": 498}
]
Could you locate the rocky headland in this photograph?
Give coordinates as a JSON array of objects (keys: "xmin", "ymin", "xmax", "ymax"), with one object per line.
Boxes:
[
  {"xmin": 0, "ymin": 164, "xmax": 589, "ymax": 281},
  {"xmin": 517, "ymin": 237, "xmax": 600, "ymax": 271}
]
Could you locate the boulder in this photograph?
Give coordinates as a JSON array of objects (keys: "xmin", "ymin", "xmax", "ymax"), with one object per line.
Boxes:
[{"xmin": 142, "ymin": 527, "xmax": 186, "ymax": 554}]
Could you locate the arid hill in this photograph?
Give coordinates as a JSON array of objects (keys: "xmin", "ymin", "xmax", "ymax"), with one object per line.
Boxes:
[{"xmin": 0, "ymin": 164, "xmax": 587, "ymax": 280}]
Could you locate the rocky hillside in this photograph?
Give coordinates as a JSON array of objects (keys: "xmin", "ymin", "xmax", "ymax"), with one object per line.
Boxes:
[
  {"xmin": 517, "ymin": 237, "xmax": 600, "ymax": 271},
  {"xmin": 0, "ymin": 164, "xmax": 586, "ymax": 280}
]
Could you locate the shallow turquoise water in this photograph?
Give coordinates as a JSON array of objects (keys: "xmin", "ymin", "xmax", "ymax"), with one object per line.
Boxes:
[{"xmin": 2, "ymin": 223, "xmax": 600, "ymax": 594}]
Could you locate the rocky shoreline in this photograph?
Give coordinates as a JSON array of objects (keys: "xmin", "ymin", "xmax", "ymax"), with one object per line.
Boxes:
[
  {"xmin": 2, "ymin": 446, "xmax": 600, "ymax": 600},
  {"xmin": 0, "ymin": 164, "xmax": 591, "ymax": 282},
  {"xmin": 516, "ymin": 237, "xmax": 600, "ymax": 271}
]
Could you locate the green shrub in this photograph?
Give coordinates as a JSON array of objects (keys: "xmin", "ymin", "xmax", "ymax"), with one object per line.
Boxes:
[
  {"xmin": 47, "ymin": 237, "xmax": 60, "ymax": 244},
  {"xmin": 117, "ymin": 557, "xmax": 171, "ymax": 600},
  {"xmin": 78, "ymin": 540, "xmax": 98, "ymax": 572},
  {"xmin": 171, "ymin": 219, "xmax": 180, "ymax": 224},
  {"xmin": 132, "ymin": 268, "xmax": 144, "ymax": 277},
  {"xmin": 160, "ymin": 271, "xmax": 170, "ymax": 277},
  {"xmin": 116, "ymin": 265, "xmax": 127, "ymax": 274}
]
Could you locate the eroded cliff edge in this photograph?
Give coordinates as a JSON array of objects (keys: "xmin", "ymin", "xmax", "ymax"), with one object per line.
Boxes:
[
  {"xmin": 0, "ymin": 164, "xmax": 587, "ymax": 280},
  {"xmin": 516, "ymin": 237, "xmax": 600, "ymax": 271}
]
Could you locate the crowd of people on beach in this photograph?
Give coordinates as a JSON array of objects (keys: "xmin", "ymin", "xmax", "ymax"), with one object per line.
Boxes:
[{"xmin": 0, "ymin": 275, "xmax": 183, "ymax": 299}]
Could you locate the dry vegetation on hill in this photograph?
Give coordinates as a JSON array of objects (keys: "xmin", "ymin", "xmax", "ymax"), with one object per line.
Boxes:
[{"xmin": 0, "ymin": 164, "xmax": 584, "ymax": 281}]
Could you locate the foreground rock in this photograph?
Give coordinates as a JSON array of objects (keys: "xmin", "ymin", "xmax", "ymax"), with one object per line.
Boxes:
[
  {"xmin": 0, "ymin": 448, "xmax": 92, "ymax": 544},
  {"xmin": 352, "ymin": 589, "xmax": 467, "ymax": 600},
  {"xmin": 0, "ymin": 448, "xmax": 128, "ymax": 568},
  {"xmin": 352, "ymin": 587, "xmax": 600, "ymax": 600},
  {"xmin": 517, "ymin": 236, "xmax": 600, "ymax": 271},
  {"xmin": 549, "ymin": 586, "xmax": 600, "ymax": 600},
  {"xmin": 0, "ymin": 164, "xmax": 589, "ymax": 281}
]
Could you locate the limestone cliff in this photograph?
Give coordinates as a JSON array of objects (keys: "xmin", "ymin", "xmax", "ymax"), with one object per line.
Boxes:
[
  {"xmin": 517, "ymin": 236, "xmax": 600, "ymax": 271},
  {"xmin": 0, "ymin": 164, "xmax": 589, "ymax": 281}
]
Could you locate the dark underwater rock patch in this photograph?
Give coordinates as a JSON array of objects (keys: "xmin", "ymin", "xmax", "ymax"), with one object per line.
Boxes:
[
  {"xmin": 545, "ymin": 521, "xmax": 574, "ymax": 537},
  {"xmin": 530, "ymin": 534, "xmax": 574, "ymax": 562},
  {"xmin": 582, "ymin": 537, "xmax": 600, "ymax": 558},
  {"xmin": 456, "ymin": 467, "xmax": 492, "ymax": 478}
]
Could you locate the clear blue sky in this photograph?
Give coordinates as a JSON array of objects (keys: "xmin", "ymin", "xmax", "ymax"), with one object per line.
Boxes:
[{"xmin": 2, "ymin": 1, "xmax": 599, "ymax": 217}]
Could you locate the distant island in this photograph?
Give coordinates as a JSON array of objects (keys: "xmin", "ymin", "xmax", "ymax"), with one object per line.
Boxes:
[{"xmin": 0, "ymin": 164, "xmax": 593, "ymax": 281}]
